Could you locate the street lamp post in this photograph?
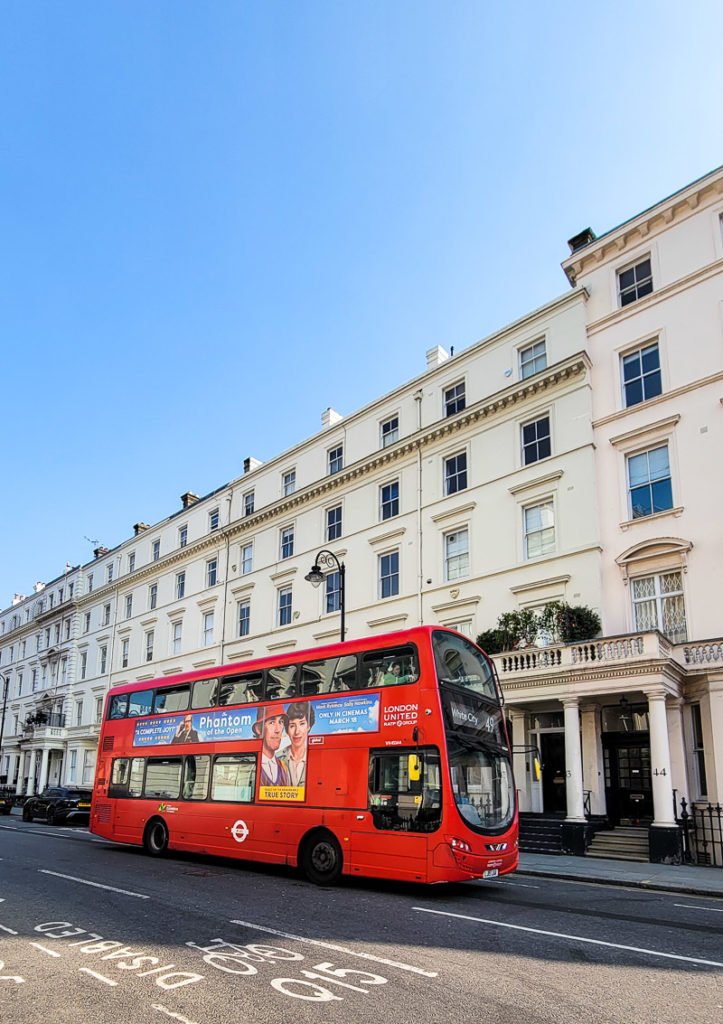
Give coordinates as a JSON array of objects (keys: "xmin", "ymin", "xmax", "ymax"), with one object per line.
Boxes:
[{"xmin": 305, "ymin": 549, "xmax": 346, "ymax": 642}]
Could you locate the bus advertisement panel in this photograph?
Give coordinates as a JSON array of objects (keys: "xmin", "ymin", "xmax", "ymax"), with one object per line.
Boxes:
[{"xmin": 90, "ymin": 627, "xmax": 518, "ymax": 885}]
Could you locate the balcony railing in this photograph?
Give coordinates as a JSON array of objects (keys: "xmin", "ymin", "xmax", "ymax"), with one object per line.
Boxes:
[{"xmin": 492, "ymin": 631, "xmax": 723, "ymax": 677}]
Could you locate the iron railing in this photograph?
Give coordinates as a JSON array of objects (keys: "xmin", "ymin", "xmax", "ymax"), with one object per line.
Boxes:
[{"xmin": 675, "ymin": 796, "xmax": 722, "ymax": 868}]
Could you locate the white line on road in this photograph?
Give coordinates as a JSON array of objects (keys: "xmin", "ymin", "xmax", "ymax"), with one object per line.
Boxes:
[
  {"xmin": 0, "ymin": 823, "xmax": 103, "ymax": 843},
  {"xmin": 30, "ymin": 943, "xmax": 61, "ymax": 957},
  {"xmin": 413, "ymin": 906, "xmax": 723, "ymax": 968},
  {"xmin": 230, "ymin": 918, "xmax": 438, "ymax": 978},
  {"xmin": 0, "ymin": 924, "xmax": 18, "ymax": 935},
  {"xmin": 79, "ymin": 968, "xmax": 118, "ymax": 986},
  {"xmin": 152, "ymin": 1004, "xmax": 199, "ymax": 1024},
  {"xmin": 39, "ymin": 869, "xmax": 149, "ymax": 899},
  {"xmin": 674, "ymin": 903, "xmax": 723, "ymax": 914},
  {"xmin": 496, "ymin": 880, "xmax": 540, "ymax": 889}
]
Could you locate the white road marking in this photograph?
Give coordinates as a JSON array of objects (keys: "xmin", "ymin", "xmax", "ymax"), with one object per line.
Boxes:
[
  {"xmin": 39, "ymin": 869, "xmax": 149, "ymax": 899},
  {"xmin": 79, "ymin": 967, "xmax": 118, "ymax": 986},
  {"xmin": 674, "ymin": 903, "xmax": 723, "ymax": 914},
  {"xmin": 496, "ymin": 880, "xmax": 540, "ymax": 889},
  {"xmin": 0, "ymin": 823, "xmax": 102, "ymax": 843},
  {"xmin": 0, "ymin": 925, "xmax": 18, "ymax": 935},
  {"xmin": 230, "ymin": 919, "xmax": 438, "ymax": 978},
  {"xmin": 413, "ymin": 906, "xmax": 723, "ymax": 968},
  {"xmin": 30, "ymin": 943, "xmax": 61, "ymax": 957},
  {"xmin": 152, "ymin": 1004, "xmax": 199, "ymax": 1024}
]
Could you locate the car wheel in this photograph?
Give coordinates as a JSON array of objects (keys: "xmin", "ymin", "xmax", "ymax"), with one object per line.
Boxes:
[
  {"xmin": 300, "ymin": 830, "xmax": 343, "ymax": 886},
  {"xmin": 22, "ymin": 804, "xmax": 33, "ymax": 822},
  {"xmin": 46, "ymin": 806, "xmax": 57, "ymax": 826},
  {"xmin": 143, "ymin": 818, "xmax": 169, "ymax": 857}
]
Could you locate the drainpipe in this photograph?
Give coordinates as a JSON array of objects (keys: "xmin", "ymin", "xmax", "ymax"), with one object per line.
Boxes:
[{"xmin": 414, "ymin": 389, "xmax": 424, "ymax": 625}]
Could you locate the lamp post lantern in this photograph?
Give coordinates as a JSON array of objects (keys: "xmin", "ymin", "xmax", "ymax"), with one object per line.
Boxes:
[{"xmin": 305, "ymin": 549, "xmax": 346, "ymax": 642}]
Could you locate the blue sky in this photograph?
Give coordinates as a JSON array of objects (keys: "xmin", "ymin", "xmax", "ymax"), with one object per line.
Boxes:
[{"xmin": 1, "ymin": 1, "xmax": 721, "ymax": 606}]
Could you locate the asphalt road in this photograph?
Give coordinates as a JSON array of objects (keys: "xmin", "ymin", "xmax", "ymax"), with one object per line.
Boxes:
[{"xmin": 1, "ymin": 817, "xmax": 721, "ymax": 1024}]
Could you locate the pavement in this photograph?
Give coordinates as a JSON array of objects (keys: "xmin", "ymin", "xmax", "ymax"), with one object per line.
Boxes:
[
  {"xmin": 518, "ymin": 851, "xmax": 723, "ymax": 897},
  {"xmin": 7, "ymin": 806, "xmax": 722, "ymax": 897}
]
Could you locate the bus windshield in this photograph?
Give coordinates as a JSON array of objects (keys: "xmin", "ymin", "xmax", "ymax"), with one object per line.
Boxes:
[
  {"xmin": 432, "ymin": 630, "xmax": 497, "ymax": 699},
  {"xmin": 448, "ymin": 740, "xmax": 515, "ymax": 833}
]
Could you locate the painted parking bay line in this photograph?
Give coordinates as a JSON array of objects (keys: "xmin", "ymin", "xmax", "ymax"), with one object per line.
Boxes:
[
  {"xmin": 39, "ymin": 870, "xmax": 149, "ymax": 899},
  {"xmin": 230, "ymin": 918, "xmax": 437, "ymax": 977},
  {"xmin": 413, "ymin": 906, "xmax": 723, "ymax": 969},
  {"xmin": 674, "ymin": 903, "xmax": 723, "ymax": 914}
]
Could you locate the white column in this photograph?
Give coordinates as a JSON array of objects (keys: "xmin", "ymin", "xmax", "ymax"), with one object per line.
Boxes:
[
  {"xmin": 666, "ymin": 697, "xmax": 689, "ymax": 813},
  {"xmin": 509, "ymin": 709, "xmax": 530, "ymax": 812},
  {"xmin": 562, "ymin": 697, "xmax": 585, "ymax": 822},
  {"xmin": 580, "ymin": 704, "xmax": 605, "ymax": 815},
  {"xmin": 38, "ymin": 748, "xmax": 50, "ymax": 794},
  {"xmin": 646, "ymin": 690, "xmax": 676, "ymax": 828},
  {"xmin": 26, "ymin": 752, "xmax": 37, "ymax": 796}
]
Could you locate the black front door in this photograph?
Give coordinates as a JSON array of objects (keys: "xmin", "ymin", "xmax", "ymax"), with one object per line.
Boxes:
[
  {"xmin": 604, "ymin": 739, "xmax": 653, "ymax": 825},
  {"xmin": 540, "ymin": 733, "xmax": 566, "ymax": 814}
]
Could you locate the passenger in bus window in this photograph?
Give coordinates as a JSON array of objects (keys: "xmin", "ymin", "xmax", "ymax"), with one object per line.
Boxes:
[
  {"xmin": 253, "ymin": 705, "xmax": 290, "ymax": 786},
  {"xmin": 172, "ymin": 714, "xmax": 199, "ymax": 744},
  {"xmin": 382, "ymin": 661, "xmax": 418, "ymax": 686},
  {"xmin": 282, "ymin": 702, "xmax": 314, "ymax": 786}
]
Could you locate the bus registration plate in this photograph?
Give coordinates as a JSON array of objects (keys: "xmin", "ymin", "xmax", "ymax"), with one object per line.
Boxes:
[{"xmin": 483, "ymin": 868, "xmax": 499, "ymax": 878}]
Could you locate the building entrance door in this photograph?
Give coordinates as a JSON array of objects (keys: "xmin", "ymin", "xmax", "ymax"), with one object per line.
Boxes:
[
  {"xmin": 540, "ymin": 733, "xmax": 566, "ymax": 814},
  {"xmin": 603, "ymin": 739, "xmax": 653, "ymax": 825}
]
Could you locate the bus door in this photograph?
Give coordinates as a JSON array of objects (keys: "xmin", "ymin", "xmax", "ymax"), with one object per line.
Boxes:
[{"xmin": 351, "ymin": 748, "xmax": 442, "ymax": 883}]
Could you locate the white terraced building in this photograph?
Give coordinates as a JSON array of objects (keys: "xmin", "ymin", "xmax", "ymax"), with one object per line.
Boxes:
[{"xmin": 1, "ymin": 167, "xmax": 722, "ymax": 864}]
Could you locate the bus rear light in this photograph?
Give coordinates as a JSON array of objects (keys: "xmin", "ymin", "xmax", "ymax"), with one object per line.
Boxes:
[
  {"xmin": 485, "ymin": 842, "xmax": 508, "ymax": 852},
  {"xmin": 445, "ymin": 835, "xmax": 471, "ymax": 854}
]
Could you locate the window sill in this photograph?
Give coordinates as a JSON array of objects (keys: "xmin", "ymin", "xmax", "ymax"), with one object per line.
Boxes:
[{"xmin": 620, "ymin": 506, "xmax": 684, "ymax": 530}]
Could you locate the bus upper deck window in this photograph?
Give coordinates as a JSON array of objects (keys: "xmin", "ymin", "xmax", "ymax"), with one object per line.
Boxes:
[
  {"xmin": 218, "ymin": 673, "xmax": 263, "ymax": 706},
  {"xmin": 153, "ymin": 686, "xmax": 190, "ymax": 714},
  {"xmin": 362, "ymin": 645, "xmax": 419, "ymax": 689},
  {"xmin": 127, "ymin": 689, "xmax": 153, "ymax": 717},
  {"xmin": 108, "ymin": 694, "xmax": 129, "ymax": 720},
  {"xmin": 266, "ymin": 664, "xmax": 297, "ymax": 700},
  {"xmin": 192, "ymin": 678, "xmax": 219, "ymax": 710}
]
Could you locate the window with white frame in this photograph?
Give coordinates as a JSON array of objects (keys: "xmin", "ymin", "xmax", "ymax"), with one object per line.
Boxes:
[
  {"xmin": 282, "ymin": 470, "xmax": 296, "ymax": 496},
  {"xmin": 176, "ymin": 572, "xmax": 186, "ymax": 599},
  {"xmin": 280, "ymin": 526, "xmax": 294, "ymax": 560},
  {"xmin": 519, "ymin": 339, "xmax": 547, "ymax": 379},
  {"xmin": 328, "ymin": 445, "xmax": 343, "ymax": 475},
  {"xmin": 379, "ymin": 551, "xmax": 399, "ymax": 599},
  {"xmin": 631, "ymin": 571, "xmax": 686, "ymax": 643},
  {"xmin": 444, "ymin": 529, "xmax": 469, "ymax": 581},
  {"xmin": 207, "ymin": 559, "xmax": 218, "ymax": 587},
  {"xmin": 690, "ymin": 703, "xmax": 708, "ymax": 797},
  {"xmin": 203, "ymin": 611, "xmax": 214, "ymax": 646},
  {"xmin": 621, "ymin": 341, "xmax": 662, "ymax": 408},
  {"xmin": 179, "ymin": 525, "xmax": 188, "ymax": 548},
  {"xmin": 618, "ymin": 256, "xmax": 653, "ymax": 307},
  {"xmin": 99, "ymin": 645, "xmax": 108, "ymax": 674},
  {"xmin": 145, "ymin": 630, "xmax": 154, "ymax": 662},
  {"xmin": 444, "ymin": 380, "xmax": 466, "ymax": 417},
  {"xmin": 64, "ymin": 618, "xmax": 70, "ymax": 640},
  {"xmin": 79, "ymin": 655, "xmax": 86, "ymax": 681},
  {"xmin": 244, "ymin": 490, "xmax": 255, "ymax": 516},
  {"xmin": 238, "ymin": 599, "xmax": 250, "ymax": 637},
  {"xmin": 149, "ymin": 583, "xmax": 158, "ymax": 609},
  {"xmin": 75, "ymin": 700, "xmax": 83, "ymax": 727},
  {"xmin": 103, "ymin": 604, "xmax": 111, "ymax": 626},
  {"xmin": 241, "ymin": 543, "xmax": 253, "ymax": 574},
  {"xmin": 326, "ymin": 505, "xmax": 342, "ymax": 542},
  {"xmin": 444, "ymin": 452, "xmax": 467, "ymax": 495},
  {"xmin": 95, "ymin": 697, "xmax": 103, "ymax": 722},
  {"xmin": 326, "ymin": 571, "xmax": 341, "ymax": 613},
  {"xmin": 68, "ymin": 749, "xmax": 77, "ymax": 782},
  {"xmin": 380, "ymin": 481, "xmax": 399, "ymax": 520},
  {"xmin": 125, "ymin": 594, "xmax": 133, "ymax": 619},
  {"xmin": 87, "ymin": 573, "xmax": 94, "ymax": 593},
  {"xmin": 523, "ymin": 501, "xmax": 555, "ymax": 559},
  {"xmin": 16, "ymin": 672, "xmax": 22, "ymax": 697},
  {"xmin": 121, "ymin": 638, "xmax": 129, "ymax": 669},
  {"xmin": 278, "ymin": 586, "xmax": 292, "ymax": 626},
  {"xmin": 172, "ymin": 620, "xmax": 182, "ymax": 655},
  {"xmin": 381, "ymin": 415, "xmax": 399, "ymax": 448},
  {"xmin": 209, "ymin": 508, "xmax": 220, "ymax": 531},
  {"xmin": 522, "ymin": 415, "xmax": 551, "ymax": 466},
  {"xmin": 152, "ymin": 540, "xmax": 160, "ymax": 561},
  {"xmin": 107, "ymin": 563, "xmax": 114, "ymax": 583},
  {"xmin": 627, "ymin": 445, "xmax": 673, "ymax": 519},
  {"xmin": 128, "ymin": 552, "xmax": 135, "ymax": 572}
]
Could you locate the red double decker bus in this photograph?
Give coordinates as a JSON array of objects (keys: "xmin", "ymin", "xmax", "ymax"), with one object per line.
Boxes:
[{"xmin": 90, "ymin": 627, "xmax": 517, "ymax": 885}]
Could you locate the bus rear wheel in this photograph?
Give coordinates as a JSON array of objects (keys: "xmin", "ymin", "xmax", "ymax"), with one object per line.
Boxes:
[
  {"xmin": 300, "ymin": 830, "xmax": 343, "ymax": 886},
  {"xmin": 143, "ymin": 818, "xmax": 169, "ymax": 857}
]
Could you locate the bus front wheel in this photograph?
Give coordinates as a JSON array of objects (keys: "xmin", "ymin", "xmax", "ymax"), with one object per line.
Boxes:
[
  {"xmin": 143, "ymin": 818, "xmax": 169, "ymax": 857},
  {"xmin": 300, "ymin": 830, "xmax": 343, "ymax": 886}
]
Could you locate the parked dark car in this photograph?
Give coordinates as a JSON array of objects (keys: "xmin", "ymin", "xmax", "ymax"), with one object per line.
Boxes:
[
  {"xmin": 0, "ymin": 788, "xmax": 14, "ymax": 815},
  {"xmin": 22, "ymin": 787, "xmax": 93, "ymax": 825}
]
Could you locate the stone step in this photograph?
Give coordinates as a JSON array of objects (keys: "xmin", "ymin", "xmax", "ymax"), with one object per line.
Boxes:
[{"xmin": 587, "ymin": 850, "xmax": 649, "ymax": 863}]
